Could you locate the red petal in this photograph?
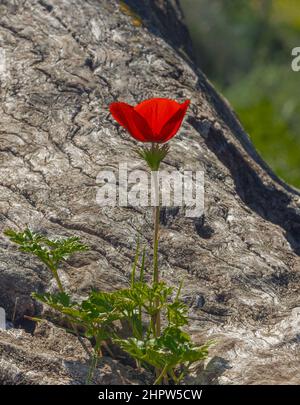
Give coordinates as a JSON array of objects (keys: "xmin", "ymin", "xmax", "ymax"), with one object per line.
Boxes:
[
  {"xmin": 109, "ymin": 102, "xmax": 153, "ymax": 142},
  {"xmin": 159, "ymin": 100, "xmax": 190, "ymax": 142},
  {"xmin": 134, "ymin": 98, "xmax": 183, "ymax": 141}
]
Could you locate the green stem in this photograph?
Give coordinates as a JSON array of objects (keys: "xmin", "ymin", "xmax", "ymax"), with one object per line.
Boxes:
[
  {"xmin": 170, "ymin": 369, "xmax": 180, "ymax": 384},
  {"xmin": 142, "ymin": 142, "xmax": 169, "ymax": 382},
  {"xmin": 153, "ymin": 208, "xmax": 160, "ymax": 285},
  {"xmin": 50, "ymin": 265, "xmax": 93, "ymax": 360},
  {"xmin": 86, "ymin": 347, "xmax": 101, "ymax": 385},
  {"xmin": 152, "ymin": 169, "xmax": 162, "ymax": 383},
  {"xmin": 51, "ymin": 267, "xmax": 64, "ymax": 293},
  {"xmin": 86, "ymin": 334, "xmax": 103, "ymax": 385},
  {"xmin": 152, "ymin": 170, "xmax": 161, "ymax": 337},
  {"xmin": 153, "ymin": 364, "xmax": 168, "ymax": 385}
]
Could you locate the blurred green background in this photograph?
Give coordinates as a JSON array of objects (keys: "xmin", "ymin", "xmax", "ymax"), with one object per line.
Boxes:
[{"xmin": 180, "ymin": 0, "xmax": 300, "ymax": 188}]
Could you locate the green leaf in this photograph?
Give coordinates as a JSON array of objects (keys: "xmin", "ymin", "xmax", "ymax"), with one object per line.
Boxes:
[
  {"xmin": 139, "ymin": 246, "xmax": 146, "ymax": 282},
  {"xmin": 32, "ymin": 290, "xmax": 121, "ymax": 339},
  {"xmin": 167, "ymin": 300, "xmax": 188, "ymax": 327},
  {"xmin": 115, "ymin": 325, "xmax": 213, "ymax": 383},
  {"xmin": 131, "ymin": 239, "xmax": 140, "ymax": 287},
  {"xmin": 32, "ymin": 291, "xmax": 74, "ymax": 308},
  {"xmin": 4, "ymin": 228, "xmax": 89, "ymax": 271},
  {"xmin": 136, "ymin": 144, "xmax": 169, "ymax": 171}
]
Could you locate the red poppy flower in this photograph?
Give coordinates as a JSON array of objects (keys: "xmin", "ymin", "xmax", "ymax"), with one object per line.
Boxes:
[{"xmin": 109, "ymin": 98, "xmax": 190, "ymax": 143}]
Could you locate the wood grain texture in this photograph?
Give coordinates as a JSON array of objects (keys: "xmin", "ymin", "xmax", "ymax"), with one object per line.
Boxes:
[{"xmin": 0, "ymin": 0, "xmax": 300, "ymax": 384}]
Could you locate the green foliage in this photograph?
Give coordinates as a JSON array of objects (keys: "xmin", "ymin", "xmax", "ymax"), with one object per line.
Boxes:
[
  {"xmin": 33, "ymin": 291, "xmax": 73, "ymax": 308},
  {"xmin": 167, "ymin": 300, "xmax": 189, "ymax": 328},
  {"xmin": 116, "ymin": 327, "xmax": 212, "ymax": 384},
  {"xmin": 226, "ymin": 65, "xmax": 300, "ymax": 187},
  {"xmin": 4, "ymin": 228, "xmax": 89, "ymax": 271},
  {"xmin": 180, "ymin": 0, "xmax": 300, "ymax": 188},
  {"xmin": 32, "ymin": 290, "xmax": 121, "ymax": 340},
  {"xmin": 6, "ymin": 230, "xmax": 212, "ymax": 384},
  {"xmin": 112, "ymin": 258, "xmax": 211, "ymax": 384},
  {"xmin": 124, "ymin": 281, "xmax": 173, "ymax": 316},
  {"xmin": 136, "ymin": 144, "xmax": 170, "ymax": 171},
  {"xmin": 32, "ymin": 248, "xmax": 211, "ymax": 384}
]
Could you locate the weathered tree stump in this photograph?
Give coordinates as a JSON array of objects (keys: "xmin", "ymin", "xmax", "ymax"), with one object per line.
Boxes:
[{"xmin": 0, "ymin": 0, "xmax": 299, "ymax": 384}]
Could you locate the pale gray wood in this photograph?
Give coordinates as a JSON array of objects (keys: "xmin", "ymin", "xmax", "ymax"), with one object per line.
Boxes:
[
  {"xmin": 0, "ymin": 307, "xmax": 6, "ymax": 330},
  {"xmin": 0, "ymin": 0, "xmax": 299, "ymax": 385}
]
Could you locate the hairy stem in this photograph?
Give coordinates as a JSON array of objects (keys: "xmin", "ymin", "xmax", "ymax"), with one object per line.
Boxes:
[
  {"xmin": 152, "ymin": 170, "xmax": 161, "ymax": 337},
  {"xmin": 152, "ymin": 169, "xmax": 162, "ymax": 383},
  {"xmin": 153, "ymin": 364, "xmax": 168, "ymax": 385},
  {"xmin": 51, "ymin": 265, "xmax": 93, "ymax": 360},
  {"xmin": 86, "ymin": 348, "xmax": 101, "ymax": 385},
  {"xmin": 51, "ymin": 267, "xmax": 64, "ymax": 293}
]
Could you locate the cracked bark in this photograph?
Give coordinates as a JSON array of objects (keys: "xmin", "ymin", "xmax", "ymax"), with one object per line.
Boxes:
[{"xmin": 0, "ymin": 0, "xmax": 300, "ymax": 385}]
